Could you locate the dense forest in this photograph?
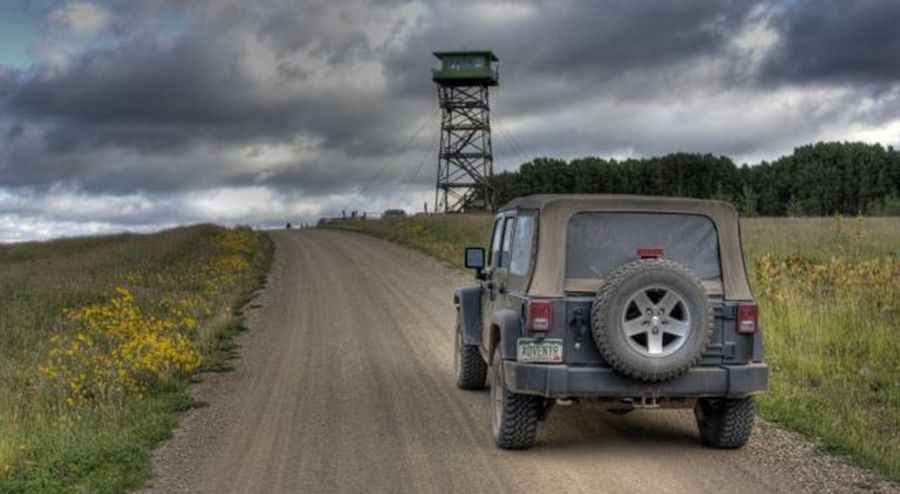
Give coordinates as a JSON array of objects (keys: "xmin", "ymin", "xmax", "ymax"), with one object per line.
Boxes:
[{"xmin": 490, "ymin": 142, "xmax": 900, "ymax": 216}]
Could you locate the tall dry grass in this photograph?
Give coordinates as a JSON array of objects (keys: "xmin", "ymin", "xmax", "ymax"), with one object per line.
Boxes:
[{"xmin": 746, "ymin": 216, "xmax": 900, "ymax": 478}]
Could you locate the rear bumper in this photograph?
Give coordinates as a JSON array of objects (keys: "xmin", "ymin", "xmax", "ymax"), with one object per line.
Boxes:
[{"xmin": 503, "ymin": 361, "xmax": 768, "ymax": 399}]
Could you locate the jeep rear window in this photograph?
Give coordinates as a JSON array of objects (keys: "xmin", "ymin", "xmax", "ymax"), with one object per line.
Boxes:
[{"xmin": 565, "ymin": 213, "xmax": 721, "ymax": 281}]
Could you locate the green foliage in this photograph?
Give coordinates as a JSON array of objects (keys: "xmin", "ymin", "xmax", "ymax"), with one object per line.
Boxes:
[
  {"xmin": 752, "ymin": 240, "xmax": 900, "ymax": 478},
  {"xmin": 737, "ymin": 184, "xmax": 759, "ymax": 217},
  {"xmin": 867, "ymin": 195, "xmax": 900, "ymax": 216},
  {"xmin": 0, "ymin": 225, "xmax": 273, "ymax": 493},
  {"xmin": 491, "ymin": 142, "xmax": 900, "ymax": 216},
  {"xmin": 785, "ymin": 197, "xmax": 806, "ymax": 217}
]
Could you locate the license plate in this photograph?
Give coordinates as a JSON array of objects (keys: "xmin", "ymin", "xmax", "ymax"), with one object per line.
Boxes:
[{"xmin": 517, "ymin": 338, "xmax": 564, "ymax": 363}]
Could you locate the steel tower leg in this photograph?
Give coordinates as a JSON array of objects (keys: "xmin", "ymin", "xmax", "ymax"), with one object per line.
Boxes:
[{"xmin": 434, "ymin": 85, "xmax": 495, "ymax": 213}]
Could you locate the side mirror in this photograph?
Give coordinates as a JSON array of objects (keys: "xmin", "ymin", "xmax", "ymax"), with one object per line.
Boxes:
[{"xmin": 464, "ymin": 247, "xmax": 486, "ymax": 278}]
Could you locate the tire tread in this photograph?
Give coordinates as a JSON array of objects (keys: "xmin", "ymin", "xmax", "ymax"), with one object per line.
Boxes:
[
  {"xmin": 492, "ymin": 348, "xmax": 541, "ymax": 450},
  {"xmin": 456, "ymin": 344, "xmax": 488, "ymax": 390},
  {"xmin": 494, "ymin": 386, "xmax": 541, "ymax": 450},
  {"xmin": 696, "ymin": 397, "xmax": 756, "ymax": 449}
]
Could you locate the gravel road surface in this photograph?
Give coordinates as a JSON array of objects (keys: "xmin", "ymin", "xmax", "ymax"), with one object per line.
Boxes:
[{"xmin": 139, "ymin": 230, "xmax": 897, "ymax": 494}]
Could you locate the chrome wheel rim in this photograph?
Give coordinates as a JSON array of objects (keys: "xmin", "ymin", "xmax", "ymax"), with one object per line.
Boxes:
[{"xmin": 621, "ymin": 285, "xmax": 691, "ymax": 357}]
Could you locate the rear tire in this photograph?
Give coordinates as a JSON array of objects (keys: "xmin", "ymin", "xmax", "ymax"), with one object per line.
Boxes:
[
  {"xmin": 490, "ymin": 348, "xmax": 541, "ymax": 450},
  {"xmin": 695, "ymin": 397, "xmax": 756, "ymax": 449},
  {"xmin": 454, "ymin": 317, "xmax": 487, "ymax": 390}
]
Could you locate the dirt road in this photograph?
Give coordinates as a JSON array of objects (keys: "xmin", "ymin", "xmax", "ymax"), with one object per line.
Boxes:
[{"xmin": 140, "ymin": 230, "xmax": 895, "ymax": 494}]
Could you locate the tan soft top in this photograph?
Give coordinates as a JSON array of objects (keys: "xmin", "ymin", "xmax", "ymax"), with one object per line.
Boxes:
[{"xmin": 500, "ymin": 194, "xmax": 753, "ymax": 301}]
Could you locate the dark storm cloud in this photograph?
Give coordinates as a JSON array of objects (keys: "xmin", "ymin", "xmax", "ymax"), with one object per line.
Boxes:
[
  {"xmin": 5, "ymin": 28, "xmax": 382, "ymax": 154},
  {"xmin": 759, "ymin": 0, "xmax": 900, "ymax": 86},
  {"xmin": 0, "ymin": 0, "xmax": 441, "ymax": 194},
  {"xmin": 0, "ymin": 0, "xmax": 898, "ymax": 213},
  {"xmin": 385, "ymin": 0, "xmax": 764, "ymax": 101},
  {"xmin": 1, "ymin": 0, "xmax": 767, "ymax": 196}
]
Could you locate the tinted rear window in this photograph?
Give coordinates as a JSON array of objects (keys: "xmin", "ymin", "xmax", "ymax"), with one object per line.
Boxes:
[{"xmin": 565, "ymin": 213, "xmax": 721, "ymax": 281}]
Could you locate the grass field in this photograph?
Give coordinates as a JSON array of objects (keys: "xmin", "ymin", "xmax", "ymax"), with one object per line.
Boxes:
[
  {"xmin": 325, "ymin": 214, "xmax": 900, "ymax": 480},
  {"xmin": 0, "ymin": 225, "xmax": 273, "ymax": 493}
]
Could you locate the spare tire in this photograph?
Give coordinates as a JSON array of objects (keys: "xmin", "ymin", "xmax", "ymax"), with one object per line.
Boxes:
[{"xmin": 590, "ymin": 259, "xmax": 712, "ymax": 383}]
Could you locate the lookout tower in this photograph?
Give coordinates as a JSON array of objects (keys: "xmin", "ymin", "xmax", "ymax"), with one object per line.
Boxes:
[{"xmin": 432, "ymin": 51, "xmax": 499, "ymax": 213}]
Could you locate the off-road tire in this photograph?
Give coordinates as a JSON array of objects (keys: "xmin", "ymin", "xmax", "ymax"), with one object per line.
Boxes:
[
  {"xmin": 591, "ymin": 259, "xmax": 713, "ymax": 383},
  {"xmin": 695, "ymin": 397, "xmax": 756, "ymax": 449},
  {"xmin": 454, "ymin": 317, "xmax": 487, "ymax": 390},
  {"xmin": 491, "ymin": 348, "xmax": 541, "ymax": 450}
]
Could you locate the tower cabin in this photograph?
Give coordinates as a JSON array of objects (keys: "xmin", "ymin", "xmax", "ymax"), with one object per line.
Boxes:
[{"xmin": 432, "ymin": 51, "xmax": 499, "ymax": 87}]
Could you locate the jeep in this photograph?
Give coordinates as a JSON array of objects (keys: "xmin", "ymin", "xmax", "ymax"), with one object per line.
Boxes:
[{"xmin": 453, "ymin": 194, "xmax": 768, "ymax": 450}]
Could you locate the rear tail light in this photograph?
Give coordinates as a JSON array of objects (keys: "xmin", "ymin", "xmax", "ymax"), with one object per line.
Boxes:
[
  {"xmin": 526, "ymin": 300, "xmax": 553, "ymax": 333},
  {"xmin": 737, "ymin": 303, "xmax": 758, "ymax": 334}
]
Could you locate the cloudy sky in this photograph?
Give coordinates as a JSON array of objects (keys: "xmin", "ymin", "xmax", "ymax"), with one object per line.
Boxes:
[{"xmin": 1, "ymin": 0, "xmax": 898, "ymax": 241}]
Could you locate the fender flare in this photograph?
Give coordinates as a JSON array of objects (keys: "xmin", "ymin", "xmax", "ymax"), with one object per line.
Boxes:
[
  {"xmin": 454, "ymin": 287, "xmax": 483, "ymax": 346},
  {"xmin": 486, "ymin": 309, "xmax": 522, "ymax": 365}
]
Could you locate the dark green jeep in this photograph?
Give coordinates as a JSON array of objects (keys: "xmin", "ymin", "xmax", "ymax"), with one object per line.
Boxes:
[{"xmin": 453, "ymin": 194, "xmax": 768, "ymax": 450}]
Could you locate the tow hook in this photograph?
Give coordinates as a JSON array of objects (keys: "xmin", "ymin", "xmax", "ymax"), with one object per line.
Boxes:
[{"xmin": 624, "ymin": 393, "xmax": 660, "ymax": 409}]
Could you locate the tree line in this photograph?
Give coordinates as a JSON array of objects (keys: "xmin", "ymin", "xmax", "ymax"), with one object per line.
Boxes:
[{"xmin": 490, "ymin": 142, "xmax": 900, "ymax": 216}]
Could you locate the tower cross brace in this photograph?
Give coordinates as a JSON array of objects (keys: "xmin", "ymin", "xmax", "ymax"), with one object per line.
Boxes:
[{"xmin": 435, "ymin": 85, "xmax": 495, "ymax": 212}]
